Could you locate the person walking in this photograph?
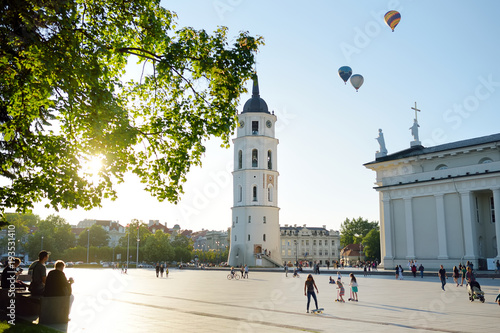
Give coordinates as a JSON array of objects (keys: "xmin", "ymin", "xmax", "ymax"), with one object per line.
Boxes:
[
  {"xmin": 398, "ymin": 265, "xmax": 404, "ymax": 280},
  {"xmin": 460, "ymin": 264, "xmax": 467, "ymax": 286},
  {"xmin": 418, "ymin": 264, "xmax": 424, "ymax": 278},
  {"xmin": 438, "ymin": 265, "xmax": 447, "ymax": 291},
  {"xmin": 244, "ymin": 265, "xmax": 249, "ymax": 279},
  {"xmin": 452, "ymin": 266, "xmax": 459, "ymax": 286},
  {"xmin": 160, "ymin": 264, "xmax": 164, "ymax": 278},
  {"xmin": 285, "ymin": 264, "xmax": 289, "ymax": 277},
  {"xmin": 155, "ymin": 263, "xmax": 160, "ymax": 278},
  {"xmin": 304, "ymin": 274, "xmax": 319, "ymax": 313}
]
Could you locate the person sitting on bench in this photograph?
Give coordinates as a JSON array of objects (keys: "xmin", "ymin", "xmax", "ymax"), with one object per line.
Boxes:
[
  {"xmin": 1, "ymin": 258, "xmax": 28, "ymax": 290},
  {"xmin": 28, "ymin": 250, "xmax": 50, "ymax": 296},
  {"xmin": 44, "ymin": 260, "xmax": 74, "ymax": 312}
]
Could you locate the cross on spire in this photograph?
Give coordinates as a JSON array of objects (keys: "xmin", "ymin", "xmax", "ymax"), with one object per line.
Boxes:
[{"xmin": 411, "ymin": 102, "xmax": 421, "ymax": 121}]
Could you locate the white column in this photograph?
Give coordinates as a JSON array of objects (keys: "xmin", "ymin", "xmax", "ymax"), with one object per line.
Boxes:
[
  {"xmin": 492, "ymin": 188, "xmax": 500, "ymax": 260},
  {"xmin": 404, "ymin": 197, "xmax": 415, "ymax": 259},
  {"xmin": 460, "ymin": 191, "xmax": 476, "ymax": 260},
  {"xmin": 382, "ymin": 195, "xmax": 394, "ymax": 260},
  {"xmin": 435, "ymin": 194, "xmax": 449, "ymax": 259}
]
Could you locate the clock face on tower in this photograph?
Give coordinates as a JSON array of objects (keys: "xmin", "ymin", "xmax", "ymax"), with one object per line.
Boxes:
[
  {"xmin": 239, "ymin": 121, "xmax": 245, "ymax": 128},
  {"xmin": 266, "ymin": 120, "xmax": 272, "ymax": 128}
]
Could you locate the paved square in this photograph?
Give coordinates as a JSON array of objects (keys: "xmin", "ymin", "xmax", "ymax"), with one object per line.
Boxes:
[{"xmin": 46, "ymin": 268, "xmax": 499, "ymax": 332}]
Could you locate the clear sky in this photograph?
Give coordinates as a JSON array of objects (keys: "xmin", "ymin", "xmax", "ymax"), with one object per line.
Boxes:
[{"xmin": 31, "ymin": 0, "xmax": 500, "ymax": 232}]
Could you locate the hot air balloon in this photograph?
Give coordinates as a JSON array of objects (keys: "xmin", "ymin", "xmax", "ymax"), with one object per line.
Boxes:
[
  {"xmin": 338, "ymin": 66, "xmax": 352, "ymax": 85},
  {"xmin": 350, "ymin": 74, "xmax": 364, "ymax": 92},
  {"xmin": 384, "ymin": 10, "xmax": 401, "ymax": 32}
]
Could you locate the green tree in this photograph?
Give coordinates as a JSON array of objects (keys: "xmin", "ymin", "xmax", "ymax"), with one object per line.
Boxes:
[
  {"xmin": 25, "ymin": 214, "xmax": 75, "ymax": 259},
  {"xmin": 0, "ymin": 213, "xmax": 33, "ymax": 254},
  {"xmin": 339, "ymin": 217, "xmax": 379, "ymax": 248},
  {"xmin": 143, "ymin": 230, "xmax": 173, "ymax": 262},
  {"xmin": 77, "ymin": 224, "xmax": 110, "ymax": 247},
  {"xmin": 171, "ymin": 234, "xmax": 193, "ymax": 262},
  {"xmin": 0, "ymin": 0, "xmax": 262, "ymax": 223},
  {"xmin": 362, "ymin": 228, "xmax": 380, "ymax": 261},
  {"xmin": 5, "ymin": 213, "xmax": 40, "ymax": 227},
  {"xmin": 118, "ymin": 219, "xmax": 151, "ymax": 247}
]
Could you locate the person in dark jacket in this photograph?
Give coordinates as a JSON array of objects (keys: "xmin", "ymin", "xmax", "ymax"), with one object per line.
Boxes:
[
  {"xmin": 44, "ymin": 260, "xmax": 73, "ymax": 297},
  {"xmin": 44, "ymin": 260, "xmax": 74, "ymax": 316}
]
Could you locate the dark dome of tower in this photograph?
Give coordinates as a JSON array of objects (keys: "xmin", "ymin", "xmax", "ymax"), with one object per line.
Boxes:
[{"xmin": 242, "ymin": 74, "xmax": 270, "ymax": 114}]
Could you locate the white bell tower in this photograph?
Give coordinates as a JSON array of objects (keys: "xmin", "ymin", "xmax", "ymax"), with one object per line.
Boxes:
[{"xmin": 228, "ymin": 75, "xmax": 282, "ymax": 267}]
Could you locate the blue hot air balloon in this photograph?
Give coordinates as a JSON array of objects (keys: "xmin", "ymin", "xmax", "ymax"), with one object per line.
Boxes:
[
  {"xmin": 350, "ymin": 74, "xmax": 364, "ymax": 92},
  {"xmin": 338, "ymin": 66, "xmax": 352, "ymax": 85}
]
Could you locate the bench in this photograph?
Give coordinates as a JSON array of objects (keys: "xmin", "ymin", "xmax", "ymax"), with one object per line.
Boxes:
[{"xmin": 1, "ymin": 290, "xmax": 71, "ymax": 324}]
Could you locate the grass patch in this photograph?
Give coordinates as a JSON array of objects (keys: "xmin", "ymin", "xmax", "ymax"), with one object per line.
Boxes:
[{"xmin": 0, "ymin": 320, "xmax": 60, "ymax": 333}]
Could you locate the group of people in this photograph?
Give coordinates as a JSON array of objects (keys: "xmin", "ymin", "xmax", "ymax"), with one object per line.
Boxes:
[
  {"xmin": 305, "ymin": 272, "xmax": 359, "ymax": 312},
  {"xmin": 229, "ymin": 265, "xmax": 249, "ymax": 279},
  {"xmin": 1, "ymin": 251, "xmax": 75, "ymax": 318},
  {"xmin": 438, "ymin": 261, "xmax": 481, "ymax": 292},
  {"xmin": 28, "ymin": 251, "xmax": 75, "ymax": 299},
  {"xmin": 155, "ymin": 263, "xmax": 169, "ymax": 278},
  {"xmin": 397, "ymin": 261, "xmax": 425, "ymax": 279}
]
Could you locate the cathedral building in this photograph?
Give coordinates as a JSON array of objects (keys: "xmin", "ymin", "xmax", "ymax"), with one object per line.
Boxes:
[
  {"xmin": 365, "ymin": 123, "xmax": 500, "ymax": 270},
  {"xmin": 228, "ymin": 75, "xmax": 282, "ymax": 267}
]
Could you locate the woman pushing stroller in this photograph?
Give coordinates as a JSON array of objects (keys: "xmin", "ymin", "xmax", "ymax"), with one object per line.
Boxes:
[{"xmin": 466, "ymin": 266, "xmax": 485, "ymax": 302}]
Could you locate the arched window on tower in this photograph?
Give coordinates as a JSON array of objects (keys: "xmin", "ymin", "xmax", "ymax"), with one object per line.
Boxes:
[
  {"xmin": 267, "ymin": 150, "xmax": 272, "ymax": 170},
  {"xmin": 252, "ymin": 149, "xmax": 258, "ymax": 167},
  {"xmin": 268, "ymin": 186, "xmax": 273, "ymax": 202},
  {"xmin": 238, "ymin": 150, "xmax": 242, "ymax": 169},
  {"xmin": 263, "ymin": 234, "xmax": 266, "ymax": 242},
  {"xmin": 253, "ymin": 186, "xmax": 257, "ymax": 201},
  {"xmin": 238, "ymin": 185, "xmax": 242, "ymax": 202}
]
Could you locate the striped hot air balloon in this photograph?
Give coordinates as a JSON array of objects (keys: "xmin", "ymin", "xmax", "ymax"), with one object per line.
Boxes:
[{"xmin": 384, "ymin": 10, "xmax": 401, "ymax": 32}]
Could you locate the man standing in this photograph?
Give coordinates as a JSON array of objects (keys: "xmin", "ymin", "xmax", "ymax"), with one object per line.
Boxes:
[
  {"xmin": 28, "ymin": 250, "xmax": 49, "ymax": 295},
  {"xmin": 438, "ymin": 265, "xmax": 447, "ymax": 291}
]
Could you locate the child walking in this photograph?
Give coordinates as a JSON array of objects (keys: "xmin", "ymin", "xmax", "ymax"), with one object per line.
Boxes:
[{"xmin": 348, "ymin": 273, "xmax": 358, "ymax": 301}]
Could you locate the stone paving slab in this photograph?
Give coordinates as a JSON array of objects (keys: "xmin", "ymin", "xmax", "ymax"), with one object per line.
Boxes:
[{"xmin": 36, "ymin": 268, "xmax": 500, "ymax": 333}]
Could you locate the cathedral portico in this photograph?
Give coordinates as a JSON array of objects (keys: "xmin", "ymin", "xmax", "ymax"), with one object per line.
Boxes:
[{"xmin": 366, "ymin": 129, "xmax": 500, "ymax": 270}]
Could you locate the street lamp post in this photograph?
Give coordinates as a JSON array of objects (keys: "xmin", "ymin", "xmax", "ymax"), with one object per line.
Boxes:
[
  {"xmin": 126, "ymin": 227, "xmax": 130, "ymax": 269},
  {"xmin": 41, "ymin": 235, "xmax": 44, "ymax": 251},
  {"xmin": 87, "ymin": 229, "xmax": 90, "ymax": 263},
  {"xmin": 136, "ymin": 224, "xmax": 140, "ymax": 268}
]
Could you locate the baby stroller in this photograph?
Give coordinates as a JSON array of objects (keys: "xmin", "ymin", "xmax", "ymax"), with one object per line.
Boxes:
[{"xmin": 467, "ymin": 281, "xmax": 485, "ymax": 303}]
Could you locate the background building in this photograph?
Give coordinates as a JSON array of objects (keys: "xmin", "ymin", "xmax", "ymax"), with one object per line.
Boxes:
[{"xmin": 280, "ymin": 224, "xmax": 340, "ymax": 266}]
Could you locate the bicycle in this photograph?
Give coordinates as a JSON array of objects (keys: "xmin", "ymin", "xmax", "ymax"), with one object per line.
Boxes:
[{"xmin": 227, "ymin": 273, "xmax": 240, "ymax": 280}]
